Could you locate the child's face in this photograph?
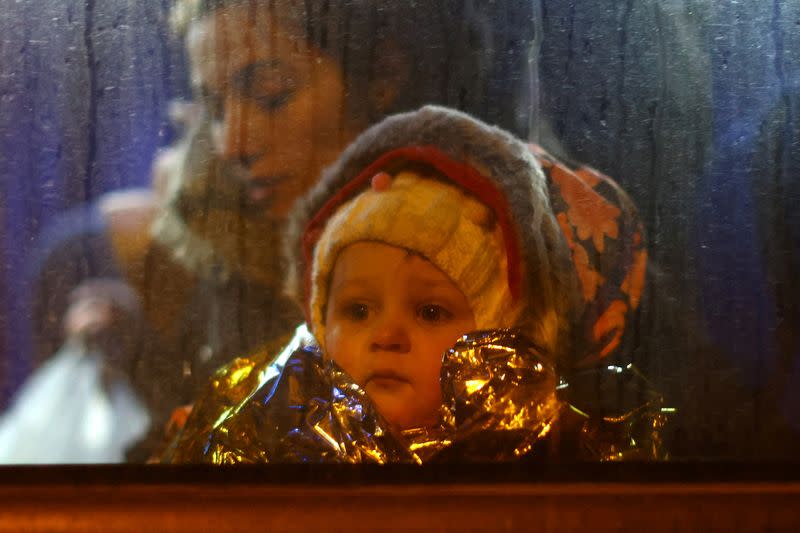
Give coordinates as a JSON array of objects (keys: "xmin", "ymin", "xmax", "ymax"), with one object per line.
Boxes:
[{"xmin": 323, "ymin": 242, "xmax": 475, "ymax": 429}]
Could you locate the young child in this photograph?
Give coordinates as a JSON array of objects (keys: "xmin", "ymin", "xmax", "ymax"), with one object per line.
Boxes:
[{"xmin": 166, "ymin": 106, "xmax": 660, "ymax": 463}]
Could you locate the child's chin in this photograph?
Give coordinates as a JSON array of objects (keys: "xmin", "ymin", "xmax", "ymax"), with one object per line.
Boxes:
[{"xmin": 368, "ymin": 394, "xmax": 438, "ymax": 430}]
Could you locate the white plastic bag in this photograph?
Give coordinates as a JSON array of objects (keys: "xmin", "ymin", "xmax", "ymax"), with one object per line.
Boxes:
[{"xmin": 0, "ymin": 341, "xmax": 150, "ymax": 464}]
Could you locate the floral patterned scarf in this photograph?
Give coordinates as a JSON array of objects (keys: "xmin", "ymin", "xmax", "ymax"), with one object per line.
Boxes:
[{"xmin": 531, "ymin": 144, "xmax": 647, "ymax": 368}]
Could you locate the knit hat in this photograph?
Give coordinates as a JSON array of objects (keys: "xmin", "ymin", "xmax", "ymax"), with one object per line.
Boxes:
[
  {"xmin": 308, "ymin": 168, "xmax": 518, "ymax": 351},
  {"xmin": 286, "ymin": 106, "xmax": 578, "ymax": 362}
]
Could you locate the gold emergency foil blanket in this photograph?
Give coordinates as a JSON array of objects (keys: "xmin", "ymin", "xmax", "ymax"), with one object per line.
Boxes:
[
  {"xmin": 404, "ymin": 330, "xmax": 561, "ymax": 462},
  {"xmin": 556, "ymin": 364, "xmax": 670, "ymax": 460},
  {"xmin": 167, "ymin": 328, "xmax": 669, "ymax": 463},
  {"xmin": 189, "ymin": 346, "xmax": 414, "ymax": 464}
]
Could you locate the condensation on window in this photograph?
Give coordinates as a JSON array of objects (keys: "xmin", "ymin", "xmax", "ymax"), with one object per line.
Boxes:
[{"xmin": 0, "ymin": 0, "xmax": 797, "ymax": 464}]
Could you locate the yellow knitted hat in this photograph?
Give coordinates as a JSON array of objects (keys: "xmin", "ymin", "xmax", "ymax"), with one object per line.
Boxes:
[{"xmin": 309, "ymin": 170, "xmax": 517, "ymax": 351}]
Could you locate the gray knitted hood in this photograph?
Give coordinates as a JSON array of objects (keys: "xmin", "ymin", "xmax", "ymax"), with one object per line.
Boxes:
[{"xmin": 284, "ymin": 105, "xmax": 579, "ymax": 358}]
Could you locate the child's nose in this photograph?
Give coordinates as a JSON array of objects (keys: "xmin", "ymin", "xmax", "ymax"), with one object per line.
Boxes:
[{"xmin": 369, "ymin": 318, "xmax": 411, "ymax": 354}]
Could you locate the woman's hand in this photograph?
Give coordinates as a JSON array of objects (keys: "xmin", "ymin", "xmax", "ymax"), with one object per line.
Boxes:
[{"xmin": 63, "ymin": 279, "xmax": 143, "ymax": 369}]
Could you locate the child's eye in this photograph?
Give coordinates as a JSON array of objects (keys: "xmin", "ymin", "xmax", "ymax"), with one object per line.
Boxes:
[
  {"xmin": 343, "ymin": 302, "xmax": 370, "ymax": 322},
  {"xmin": 417, "ymin": 304, "xmax": 453, "ymax": 324}
]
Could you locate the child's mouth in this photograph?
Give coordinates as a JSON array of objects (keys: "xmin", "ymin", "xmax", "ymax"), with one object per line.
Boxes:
[{"xmin": 365, "ymin": 371, "xmax": 409, "ymax": 389}]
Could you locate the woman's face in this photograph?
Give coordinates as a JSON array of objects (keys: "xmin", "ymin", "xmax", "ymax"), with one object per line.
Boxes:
[{"xmin": 186, "ymin": 3, "xmax": 360, "ymax": 218}]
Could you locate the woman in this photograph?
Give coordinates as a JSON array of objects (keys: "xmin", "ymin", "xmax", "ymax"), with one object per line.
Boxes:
[{"xmin": 27, "ymin": 0, "xmax": 539, "ymax": 460}]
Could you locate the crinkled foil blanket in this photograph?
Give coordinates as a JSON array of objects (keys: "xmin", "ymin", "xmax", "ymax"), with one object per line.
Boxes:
[{"xmin": 178, "ymin": 330, "xmax": 669, "ymax": 463}]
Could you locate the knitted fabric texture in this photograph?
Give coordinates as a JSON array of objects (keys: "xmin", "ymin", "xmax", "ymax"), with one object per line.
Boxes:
[
  {"xmin": 286, "ymin": 105, "xmax": 576, "ymax": 360},
  {"xmin": 309, "ymin": 171, "xmax": 515, "ymax": 352},
  {"xmin": 288, "ymin": 106, "xmax": 648, "ymax": 366}
]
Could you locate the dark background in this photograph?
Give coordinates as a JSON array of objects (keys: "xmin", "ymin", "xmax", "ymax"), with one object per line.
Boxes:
[{"xmin": 1, "ymin": 0, "xmax": 798, "ymax": 457}]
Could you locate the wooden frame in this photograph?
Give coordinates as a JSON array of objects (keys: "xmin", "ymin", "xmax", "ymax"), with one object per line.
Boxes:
[{"xmin": 1, "ymin": 464, "xmax": 799, "ymax": 531}]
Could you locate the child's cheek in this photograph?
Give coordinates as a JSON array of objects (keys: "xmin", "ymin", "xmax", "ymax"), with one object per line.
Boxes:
[
  {"xmin": 323, "ymin": 323, "xmax": 360, "ymax": 380},
  {"xmin": 322, "ymin": 322, "xmax": 342, "ymax": 362}
]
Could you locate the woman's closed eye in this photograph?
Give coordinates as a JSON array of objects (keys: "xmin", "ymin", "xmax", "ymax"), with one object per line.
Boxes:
[
  {"xmin": 417, "ymin": 304, "xmax": 454, "ymax": 324},
  {"xmin": 234, "ymin": 61, "xmax": 297, "ymax": 112},
  {"xmin": 253, "ymin": 90, "xmax": 294, "ymax": 112}
]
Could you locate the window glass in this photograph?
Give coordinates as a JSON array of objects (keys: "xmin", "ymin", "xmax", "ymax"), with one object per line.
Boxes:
[{"xmin": 0, "ymin": 0, "xmax": 797, "ymax": 464}]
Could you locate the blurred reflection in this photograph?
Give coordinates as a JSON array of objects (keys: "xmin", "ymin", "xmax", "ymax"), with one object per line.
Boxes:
[
  {"xmin": 0, "ymin": 0, "xmax": 797, "ymax": 464},
  {"xmin": 752, "ymin": 90, "xmax": 800, "ymax": 437},
  {"xmin": 3, "ymin": 0, "xmax": 538, "ymax": 462}
]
